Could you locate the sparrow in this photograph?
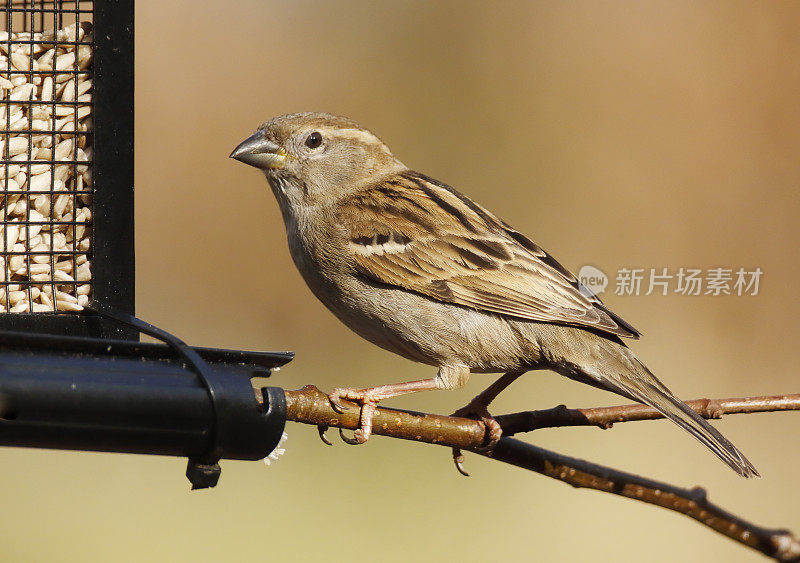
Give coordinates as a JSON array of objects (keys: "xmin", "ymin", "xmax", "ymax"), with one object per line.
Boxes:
[{"xmin": 230, "ymin": 112, "xmax": 758, "ymax": 477}]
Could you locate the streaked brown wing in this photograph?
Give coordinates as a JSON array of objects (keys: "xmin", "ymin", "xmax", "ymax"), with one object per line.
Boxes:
[{"xmin": 337, "ymin": 171, "xmax": 640, "ymax": 339}]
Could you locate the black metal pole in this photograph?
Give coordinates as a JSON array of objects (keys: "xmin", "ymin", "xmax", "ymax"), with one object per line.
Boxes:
[{"xmin": 92, "ymin": 0, "xmax": 136, "ymax": 339}]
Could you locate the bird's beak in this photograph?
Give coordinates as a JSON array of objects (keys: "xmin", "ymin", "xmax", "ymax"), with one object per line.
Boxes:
[{"xmin": 229, "ymin": 131, "xmax": 287, "ymax": 169}]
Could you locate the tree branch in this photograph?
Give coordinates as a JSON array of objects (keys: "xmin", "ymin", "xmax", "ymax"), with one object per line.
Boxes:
[
  {"xmin": 495, "ymin": 393, "xmax": 800, "ymax": 435},
  {"xmin": 272, "ymin": 385, "xmax": 800, "ymax": 562}
]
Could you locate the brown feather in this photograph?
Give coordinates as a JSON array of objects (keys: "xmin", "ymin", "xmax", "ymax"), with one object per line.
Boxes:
[{"xmin": 339, "ymin": 171, "xmax": 641, "ymax": 339}]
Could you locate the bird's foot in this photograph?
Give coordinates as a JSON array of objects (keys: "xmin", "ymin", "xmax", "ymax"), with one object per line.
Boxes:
[
  {"xmin": 327, "ymin": 378, "xmax": 440, "ymax": 445},
  {"xmin": 328, "ymin": 387, "xmax": 380, "ymax": 445},
  {"xmin": 450, "ymin": 401, "xmax": 503, "ymax": 477},
  {"xmin": 451, "ymin": 401, "xmax": 503, "ymax": 448}
]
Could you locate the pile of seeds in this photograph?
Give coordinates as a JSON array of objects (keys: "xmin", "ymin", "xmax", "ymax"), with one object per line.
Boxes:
[{"xmin": 0, "ymin": 22, "xmax": 92, "ymax": 313}]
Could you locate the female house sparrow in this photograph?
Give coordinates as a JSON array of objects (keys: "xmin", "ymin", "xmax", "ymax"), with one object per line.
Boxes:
[{"xmin": 231, "ymin": 112, "xmax": 757, "ymax": 477}]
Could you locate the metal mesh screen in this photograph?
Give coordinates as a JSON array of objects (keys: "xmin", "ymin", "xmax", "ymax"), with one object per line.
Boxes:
[{"xmin": 1, "ymin": 1, "xmax": 92, "ymax": 313}]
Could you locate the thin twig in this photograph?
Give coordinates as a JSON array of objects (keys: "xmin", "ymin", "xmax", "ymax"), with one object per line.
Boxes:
[
  {"xmin": 495, "ymin": 394, "xmax": 800, "ymax": 435},
  {"xmin": 269, "ymin": 385, "xmax": 800, "ymax": 561},
  {"xmin": 488, "ymin": 438, "xmax": 800, "ymax": 562}
]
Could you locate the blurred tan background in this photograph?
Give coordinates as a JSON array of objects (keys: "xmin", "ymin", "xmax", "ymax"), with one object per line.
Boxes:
[{"xmin": 4, "ymin": 1, "xmax": 800, "ymax": 561}]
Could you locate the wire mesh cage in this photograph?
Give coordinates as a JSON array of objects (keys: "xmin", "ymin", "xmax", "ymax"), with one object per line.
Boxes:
[{"xmin": 0, "ymin": 0, "xmax": 133, "ymax": 338}]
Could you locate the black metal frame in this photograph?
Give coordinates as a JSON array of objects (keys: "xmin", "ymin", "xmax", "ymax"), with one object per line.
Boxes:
[
  {"xmin": 90, "ymin": 0, "xmax": 134, "ymax": 338},
  {"xmin": 0, "ymin": 0, "xmax": 135, "ymax": 339}
]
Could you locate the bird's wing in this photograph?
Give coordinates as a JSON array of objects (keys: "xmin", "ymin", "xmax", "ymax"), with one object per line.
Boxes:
[{"xmin": 336, "ymin": 171, "xmax": 640, "ymax": 339}]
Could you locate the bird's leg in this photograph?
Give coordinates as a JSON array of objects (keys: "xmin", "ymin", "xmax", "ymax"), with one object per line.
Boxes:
[
  {"xmin": 329, "ymin": 365, "xmax": 470, "ymax": 445},
  {"xmin": 451, "ymin": 370, "xmax": 525, "ymax": 474}
]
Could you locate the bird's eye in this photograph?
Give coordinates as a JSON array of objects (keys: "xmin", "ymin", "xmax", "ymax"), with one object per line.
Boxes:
[{"xmin": 305, "ymin": 132, "xmax": 323, "ymax": 149}]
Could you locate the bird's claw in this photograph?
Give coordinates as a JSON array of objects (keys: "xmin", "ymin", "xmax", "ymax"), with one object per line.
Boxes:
[
  {"xmin": 339, "ymin": 427, "xmax": 364, "ymax": 445},
  {"xmin": 317, "ymin": 425, "xmax": 333, "ymax": 446},
  {"xmin": 328, "ymin": 392, "xmax": 349, "ymax": 413},
  {"xmin": 317, "ymin": 422, "xmax": 367, "ymax": 446},
  {"xmin": 452, "ymin": 447, "xmax": 470, "ymax": 477}
]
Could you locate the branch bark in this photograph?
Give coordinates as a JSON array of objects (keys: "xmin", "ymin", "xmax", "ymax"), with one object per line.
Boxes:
[
  {"xmin": 271, "ymin": 385, "xmax": 800, "ymax": 562},
  {"xmin": 495, "ymin": 393, "xmax": 800, "ymax": 435}
]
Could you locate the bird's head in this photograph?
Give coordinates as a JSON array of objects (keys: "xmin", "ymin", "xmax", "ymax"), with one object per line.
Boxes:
[{"xmin": 230, "ymin": 112, "xmax": 406, "ymax": 208}]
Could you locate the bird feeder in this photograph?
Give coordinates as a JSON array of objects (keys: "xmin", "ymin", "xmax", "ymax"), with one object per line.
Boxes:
[
  {"xmin": 0, "ymin": 0, "xmax": 134, "ymax": 339},
  {"xmin": 0, "ymin": 1, "xmax": 291, "ymax": 489}
]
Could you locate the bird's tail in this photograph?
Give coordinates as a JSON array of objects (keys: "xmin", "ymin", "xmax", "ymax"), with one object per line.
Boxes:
[{"xmin": 571, "ymin": 338, "xmax": 759, "ymax": 478}]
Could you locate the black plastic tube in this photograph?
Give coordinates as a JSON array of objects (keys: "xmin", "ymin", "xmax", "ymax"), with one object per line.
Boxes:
[{"xmin": 0, "ymin": 330, "xmax": 290, "ymax": 465}]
